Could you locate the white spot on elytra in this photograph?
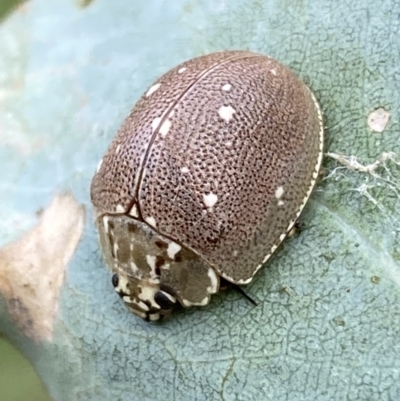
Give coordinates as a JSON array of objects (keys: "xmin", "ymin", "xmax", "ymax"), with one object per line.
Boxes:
[
  {"xmin": 236, "ymin": 277, "xmax": 252, "ymax": 285},
  {"xmin": 222, "ymin": 83, "xmax": 231, "ymax": 91},
  {"xmin": 116, "ymin": 204, "xmax": 125, "ymax": 213},
  {"xmin": 218, "ymin": 105, "xmax": 235, "ymax": 122},
  {"xmin": 151, "ymin": 117, "xmax": 161, "ymax": 131},
  {"xmin": 206, "ymin": 268, "xmax": 219, "ymax": 294},
  {"xmin": 146, "ymin": 83, "xmax": 161, "ymax": 97},
  {"xmin": 181, "ymin": 166, "xmax": 189, "ymax": 173},
  {"xmin": 178, "ymin": 67, "xmax": 187, "ymax": 74},
  {"xmin": 225, "ymin": 141, "xmax": 233, "ymax": 147},
  {"xmin": 167, "ymin": 242, "xmax": 182, "ymax": 259},
  {"xmin": 199, "ymin": 296, "xmax": 210, "ymax": 306},
  {"xmin": 203, "ymin": 192, "xmax": 218, "ymax": 208},
  {"xmin": 279, "ymin": 233, "xmax": 285, "ymax": 241},
  {"xmin": 232, "ymin": 250, "xmax": 238, "ymax": 257},
  {"xmin": 271, "ymin": 68, "xmax": 277, "ymax": 76},
  {"xmin": 367, "ymin": 108, "xmax": 390, "ymax": 133},
  {"xmin": 115, "ymin": 144, "xmax": 121, "ymax": 154},
  {"xmin": 275, "ymin": 186, "xmax": 284, "ymax": 199},
  {"xmin": 251, "ymin": 262, "xmax": 264, "ymax": 278},
  {"xmin": 220, "ymin": 271, "xmax": 240, "ymax": 284},
  {"xmin": 182, "ymin": 296, "xmax": 210, "ymax": 307},
  {"xmin": 145, "ymin": 216, "xmax": 157, "ymax": 227},
  {"xmin": 160, "ymin": 119, "xmax": 171, "ymax": 137},
  {"xmin": 129, "ymin": 204, "xmax": 139, "ymax": 218},
  {"xmin": 96, "ymin": 159, "xmax": 103, "ymax": 173},
  {"xmin": 271, "ymin": 245, "xmax": 277, "ymax": 253},
  {"xmin": 263, "ymin": 254, "xmax": 271, "ymax": 263},
  {"xmin": 278, "ymin": 200, "xmax": 285, "ymax": 206}
]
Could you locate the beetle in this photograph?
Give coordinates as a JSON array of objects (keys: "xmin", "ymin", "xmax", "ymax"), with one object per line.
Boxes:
[{"xmin": 90, "ymin": 50, "xmax": 324, "ymax": 321}]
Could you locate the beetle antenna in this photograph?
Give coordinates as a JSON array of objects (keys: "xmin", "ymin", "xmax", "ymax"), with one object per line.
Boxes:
[
  {"xmin": 232, "ymin": 284, "xmax": 258, "ymax": 306},
  {"xmin": 219, "ymin": 277, "xmax": 258, "ymax": 306}
]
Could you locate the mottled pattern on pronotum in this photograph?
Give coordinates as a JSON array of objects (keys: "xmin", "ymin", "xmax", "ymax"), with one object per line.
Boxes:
[{"xmin": 91, "ymin": 50, "xmax": 324, "ymax": 321}]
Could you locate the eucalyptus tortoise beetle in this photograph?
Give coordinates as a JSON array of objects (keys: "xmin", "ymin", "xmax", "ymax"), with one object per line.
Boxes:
[{"xmin": 90, "ymin": 50, "xmax": 324, "ymax": 321}]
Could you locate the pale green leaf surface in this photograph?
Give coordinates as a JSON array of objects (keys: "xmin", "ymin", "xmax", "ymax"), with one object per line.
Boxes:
[{"xmin": 1, "ymin": 0, "xmax": 400, "ymax": 400}]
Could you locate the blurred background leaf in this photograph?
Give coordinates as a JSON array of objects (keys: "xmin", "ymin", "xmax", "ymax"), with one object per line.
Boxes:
[
  {"xmin": 0, "ymin": 0, "xmax": 25, "ymax": 22},
  {"xmin": 0, "ymin": 335, "xmax": 51, "ymax": 401}
]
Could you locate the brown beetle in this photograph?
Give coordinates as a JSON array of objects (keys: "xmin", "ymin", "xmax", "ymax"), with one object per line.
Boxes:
[{"xmin": 90, "ymin": 50, "xmax": 323, "ymax": 321}]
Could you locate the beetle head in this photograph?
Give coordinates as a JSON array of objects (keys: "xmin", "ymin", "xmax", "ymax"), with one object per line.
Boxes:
[{"xmin": 96, "ymin": 214, "xmax": 219, "ymax": 321}]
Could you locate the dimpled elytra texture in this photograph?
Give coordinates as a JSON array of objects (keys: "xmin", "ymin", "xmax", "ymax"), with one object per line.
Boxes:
[
  {"xmin": 91, "ymin": 50, "xmax": 323, "ymax": 284},
  {"xmin": 91, "ymin": 51, "xmax": 244, "ymax": 214}
]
